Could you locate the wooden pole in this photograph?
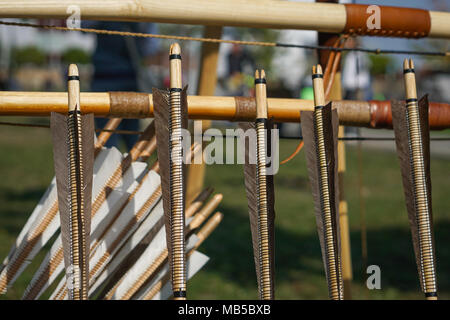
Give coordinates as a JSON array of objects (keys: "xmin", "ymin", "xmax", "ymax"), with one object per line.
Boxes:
[
  {"xmin": 336, "ymin": 94, "xmax": 353, "ymax": 300},
  {"xmin": 0, "ymin": 1, "xmax": 448, "ymax": 38},
  {"xmin": 330, "ymin": 73, "xmax": 353, "ymax": 300},
  {"xmin": 186, "ymin": 26, "xmax": 222, "ymax": 205},
  {"xmin": 168, "ymin": 43, "xmax": 187, "ymax": 300},
  {"xmin": 403, "ymin": 59, "xmax": 438, "ymax": 300},
  {"xmin": 196, "ymin": 27, "xmax": 222, "ymax": 98},
  {"xmin": 95, "ymin": 118, "xmax": 122, "ymax": 156},
  {"xmin": 0, "ymin": 91, "xmax": 449, "ymax": 129}
]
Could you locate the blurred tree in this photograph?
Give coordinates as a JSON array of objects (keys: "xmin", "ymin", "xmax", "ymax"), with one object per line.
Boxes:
[
  {"xmin": 61, "ymin": 47, "xmax": 91, "ymax": 65},
  {"xmin": 158, "ymin": 24, "xmax": 279, "ymax": 77},
  {"xmin": 11, "ymin": 46, "xmax": 46, "ymax": 67},
  {"xmin": 368, "ymin": 54, "xmax": 395, "ymax": 75},
  {"xmin": 236, "ymin": 28, "xmax": 279, "ymax": 76}
]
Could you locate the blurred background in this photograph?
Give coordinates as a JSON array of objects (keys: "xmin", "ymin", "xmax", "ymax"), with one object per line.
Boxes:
[{"xmin": 0, "ymin": 0, "xmax": 449, "ymax": 299}]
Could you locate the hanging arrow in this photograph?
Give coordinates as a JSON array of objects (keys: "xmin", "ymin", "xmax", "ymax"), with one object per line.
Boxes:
[
  {"xmin": 301, "ymin": 64, "xmax": 343, "ymax": 300},
  {"xmin": 51, "ymin": 64, "xmax": 94, "ymax": 300},
  {"xmin": 391, "ymin": 59, "xmax": 438, "ymax": 300}
]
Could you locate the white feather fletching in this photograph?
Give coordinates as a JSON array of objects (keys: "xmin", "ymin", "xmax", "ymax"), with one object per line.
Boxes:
[
  {"xmin": 89, "ymin": 200, "xmax": 164, "ymax": 296},
  {"xmin": 22, "ymin": 148, "xmax": 143, "ymax": 299},
  {"xmin": 111, "ymin": 216, "xmax": 194, "ymax": 300},
  {"xmin": 88, "ymin": 170, "xmax": 161, "ymax": 284},
  {"xmin": 151, "ymin": 251, "xmax": 209, "ymax": 300},
  {"xmin": 0, "ymin": 147, "xmax": 123, "ymax": 293}
]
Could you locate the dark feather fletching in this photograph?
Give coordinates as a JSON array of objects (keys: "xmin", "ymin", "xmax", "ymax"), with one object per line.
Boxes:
[
  {"xmin": 391, "ymin": 95, "xmax": 436, "ymax": 294},
  {"xmin": 51, "ymin": 111, "xmax": 94, "ymax": 299},
  {"xmin": 301, "ymin": 105, "xmax": 342, "ymax": 299},
  {"xmin": 240, "ymin": 120, "xmax": 276, "ymax": 298},
  {"xmin": 153, "ymin": 87, "xmax": 188, "ymax": 292}
]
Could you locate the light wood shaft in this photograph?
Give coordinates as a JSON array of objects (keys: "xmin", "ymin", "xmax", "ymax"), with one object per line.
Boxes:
[
  {"xmin": 255, "ymin": 86, "xmax": 267, "ymax": 118},
  {"xmin": 170, "ymin": 59, "xmax": 182, "ymax": 89},
  {"xmin": 142, "ymin": 212, "xmax": 223, "ymax": 301},
  {"xmin": 255, "ymin": 71, "xmax": 268, "ymax": 119},
  {"xmin": 95, "ymin": 118, "xmax": 122, "ymax": 151},
  {"xmin": 170, "ymin": 43, "xmax": 182, "ymax": 89},
  {"xmin": 67, "ymin": 64, "xmax": 80, "ymax": 112},
  {"xmin": 312, "ymin": 65, "xmax": 325, "ymax": 107},
  {"xmin": 0, "ymin": 1, "xmax": 448, "ymax": 38},
  {"xmin": 195, "ymin": 212, "xmax": 223, "ymax": 246},
  {"xmin": 186, "ymin": 188, "xmax": 214, "ymax": 218},
  {"xmin": 185, "ymin": 26, "xmax": 222, "ymax": 206},
  {"xmin": 403, "ymin": 60, "xmax": 418, "ymax": 100},
  {"xmin": 188, "ymin": 194, "xmax": 223, "ymax": 231},
  {"xmin": 405, "ymin": 73, "xmax": 418, "ymax": 100}
]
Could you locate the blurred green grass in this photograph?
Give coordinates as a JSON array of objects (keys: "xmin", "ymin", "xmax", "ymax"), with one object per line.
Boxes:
[{"xmin": 0, "ymin": 120, "xmax": 448, "ymax": 300}]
